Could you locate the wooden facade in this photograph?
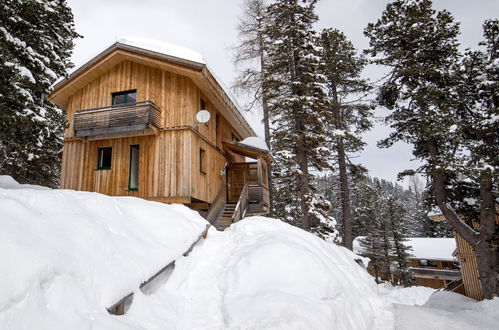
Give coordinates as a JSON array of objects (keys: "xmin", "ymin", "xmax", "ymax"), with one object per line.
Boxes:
[
  {"xmin": 49, "ymin": 41, "xmax": 271, "ymax": 220},
  {"xmin": 429, "ymin": 210, "xmax": 499, "ymax": 301},
  {"xmin": 455, "ymin": 234, "xmax": 483, "ymax": 300},
  {"xmin": 409, "ymin": 258, "xmax": 461, "ymax": 290}
]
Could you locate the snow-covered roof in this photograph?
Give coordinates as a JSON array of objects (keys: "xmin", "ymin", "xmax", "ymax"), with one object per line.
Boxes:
[
  {"xmin": 118, "ymin": 37, "xmax": 205, "ymax": 64},
  {"xmin": 406, "ymin": 238, "xmax": 456, "ymax": 261},
  {"xmin": 239, "ymin": 136, "xmax": 269, "ymax": 151},
  {"xmin": 353, "ymin": 237, "xmax": 456, "ymax": 261}
]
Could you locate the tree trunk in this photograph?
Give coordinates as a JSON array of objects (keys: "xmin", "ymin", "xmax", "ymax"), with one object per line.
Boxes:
[
  {"xmin": 476, "ymin": 174, "xmax": 499, "ymax": 299},
  {"xmin": 296, "ymin": 133, "xmax": 311, "ymax": 230},
  {"xmin": 337, "ymin": 138, "xmax": 353, "ymax": 250},
  {"xmin": 260, "ymin": 47, "xmax": 273, "ymax": 216}
]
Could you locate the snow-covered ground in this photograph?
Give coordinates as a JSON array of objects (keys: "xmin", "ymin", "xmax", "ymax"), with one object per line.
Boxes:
[{"xmin": 1, "ymin": 176, "xmax": 497, "ymax": 329}]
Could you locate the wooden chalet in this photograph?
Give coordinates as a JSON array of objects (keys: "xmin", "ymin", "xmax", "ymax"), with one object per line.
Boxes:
[
  {"xmin": 405, "ymin": 238, "xmax": 462, "ymax": 291},
  {"xmin": 48, "ymin": 38, "xmax": 271, "ymax": 230},
  {"xmin": 429, "ymin": 209, "xmax": 499, "ymax": 301},
  {"xmin": 353, "ymin": 237, "xmax": 462, "ymax": 290}
]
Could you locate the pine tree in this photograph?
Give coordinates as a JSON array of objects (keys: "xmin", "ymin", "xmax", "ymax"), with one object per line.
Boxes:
[
  {"xmin": 385, "ymin": 195, "xmax": 413, "ymax": 287},
  {"xmin": 365, "ymin": 0, "xmax": 498, "ymax": 298},
  {"xmin": 265, "ymin": 0, "xmax": 335, "ymax": 235},
  {"xmin": 232, "ymin": 0, "xmax": 276, "ymax": 214},
  {"xmin": 357, "ymin": 182, "xmax": 389, "ymax": 283},
  {"xmin": 0, "ymin": 0, "xmax": 80, "ymax": 187},
  {"xmin": 319, "ymin": 28, "xmax": 372, "ymax": 250}
]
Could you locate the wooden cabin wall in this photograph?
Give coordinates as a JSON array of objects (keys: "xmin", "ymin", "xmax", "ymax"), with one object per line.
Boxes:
[
  {"xmin": 62, "ymin": 58, "xmax": 246, "ymax": 204},
  {"xmin": 61, "ymin": 131, "xmax": 192, "ymax": 198},
  {"xmin": 414, "ymin": 278, "xmax": 446, "ymax": 289},
  {"xmin": 455, "ymin": 234, "xmax": 483, "ymax": 301},
  {"xmin": 190, "ymin": 134, "xmax": 226, "ymax": 203},
  {"xmin": 65, "ymin": 60, "xmax": 199, "ymax": 138}
]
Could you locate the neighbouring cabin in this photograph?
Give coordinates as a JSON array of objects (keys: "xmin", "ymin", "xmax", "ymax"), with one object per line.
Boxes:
[
  {"xmin": 48, "ymin": 38, "xmax": 271, "ymax": 228},
  {"xmin": 405, "ymin": 238, "xmax": 461, "ymax": 291},
  {"xmin": 429, "ymin": 209, "xmax": 499, "ymax": 301},
  {"xmin": 353, "ymin": 237, "xmax": 462, "ymax": 291}
]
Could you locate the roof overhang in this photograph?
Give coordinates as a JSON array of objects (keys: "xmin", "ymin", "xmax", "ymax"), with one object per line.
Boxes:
[
  {"xmin": 48, "ymin": 42, "xmax": 255, "ymax": 138},
  {"xmin": 222, "ymin": 140, "xmax": 273, "ymax": 163}
]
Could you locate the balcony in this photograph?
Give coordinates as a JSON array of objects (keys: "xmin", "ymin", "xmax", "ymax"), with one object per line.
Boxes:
[
  {"xmin": 73, "ymin": 101, "xmax": 161, "ymax": 139},
  {"xmin": 410, "ymin": 267, "xmax": 461, "ymax": 281}
]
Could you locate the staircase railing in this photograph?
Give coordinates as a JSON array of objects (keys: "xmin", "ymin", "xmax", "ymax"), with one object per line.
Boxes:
[
  {"xmin": 206, "ymin": 183, "xmax": 226, "ymax": 225},
  {"xmin": 231, "ymin": 184, "xmax": 249, "ymax": 223}
]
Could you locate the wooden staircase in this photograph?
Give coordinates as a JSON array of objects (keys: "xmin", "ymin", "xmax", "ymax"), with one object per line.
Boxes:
[{"xmin": 215, "ymin": 202, "xmax": 237, "ymax": 231}]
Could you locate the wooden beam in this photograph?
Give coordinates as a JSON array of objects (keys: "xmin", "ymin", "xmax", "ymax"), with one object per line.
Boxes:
[
  {"xmin": 142, "ymin": 196, "xmax": 191, "ymax": 204},
  {"xmin": 186, "ymin": 202, "xmax": 210, "ymax": 210}
]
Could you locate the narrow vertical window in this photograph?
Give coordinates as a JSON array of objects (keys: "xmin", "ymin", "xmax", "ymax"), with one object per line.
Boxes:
[
  {"xmin": 128, "ymin": 145, "xmax": 139, "ymax": 190},
  {"xmin": 97, "ymin": 147, "xmax": 112, "ymax": 169},
  {"xmin": 200, "ymin": 98, "xmax": 206, "ymax": 110},
  {"xmin": 199, "ymin": 148, "xmax": 206, "ymax": 174}
]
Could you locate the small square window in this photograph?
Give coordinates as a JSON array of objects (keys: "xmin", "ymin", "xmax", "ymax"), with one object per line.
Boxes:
[
  {"xmin": 199, "ymin": 148, "xmax": 206, "ymax": 174},
  {"xmin": 97, "ymin": 147, "xmax": 112, "ymax": 169},
  {"xmin": 112, "ymin": 90, "xmax": 137, "ymax": 105}
]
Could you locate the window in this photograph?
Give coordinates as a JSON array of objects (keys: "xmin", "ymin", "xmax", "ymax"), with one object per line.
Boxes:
[
  {"xmin": 112, "ymin": 90, "xmax": 137, "ymax": 105},
  {"xmin": 128, "ymin": 145, "xmax": 139, "ymax": 190},
  {"xmin": 200, "ymin": 98, "xmax": 206, "ymax": 110},
  {"xmin": 418, "ymin": 259, "xmax": 438, "ymax": 267},
  {"xmin": 97, "ymin": 147, "xmax": 112, "ymax": 170},
  {"xmin": 199, "ymin": 148, "xmax": 206, "ymax": 174}
]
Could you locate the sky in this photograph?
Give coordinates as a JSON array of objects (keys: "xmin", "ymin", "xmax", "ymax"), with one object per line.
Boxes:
[{"xmin": 66, "ymin": 0, "xmax": 498, "ymax": 184}]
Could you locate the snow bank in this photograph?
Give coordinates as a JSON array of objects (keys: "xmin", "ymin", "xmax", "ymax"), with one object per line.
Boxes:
[
  {"xmin": 378, "ymin": 283, "xmax": 436, "ymax": 306},
  {"xmin": 239, "ymin": 136, "xmax": 269, "ymax": 151},
  {"xmin": 118, "ymin": 37, "xmax": 205, "ymax": 64},
  {"xmin": 223, "ymin": 218, "xmax": 381, "ymax": 329},
  {"xmin": 121, "ymin": 217, "xmax": 383, "ymax": 329},
  {"xmin": 393, "ymin": 291, "xmax": 499, "ymax": 330},
  {"xmin": 0, "ymin": 177, "xmax": 207, "ymax": 330},
  {"xmin": 0, "ymin": 175, "xmax": 49, "ymax": 190}
]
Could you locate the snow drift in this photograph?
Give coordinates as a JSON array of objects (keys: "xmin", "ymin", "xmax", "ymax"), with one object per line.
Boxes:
[
  {"xmin": 120, "ymin": 217, "xmax": 384, "ymax": 330},
  {"xmin": 5, "ymin": 176, "xmax": 495, "ymax": 329},
  {"xmin": 0, "ymin": 176, "xmax": 207, "ymax": 329}
]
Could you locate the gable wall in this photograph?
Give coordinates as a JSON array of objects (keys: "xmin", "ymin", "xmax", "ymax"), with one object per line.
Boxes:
[{"xmin": 61, "ymin": 59, "xmax": 245, "ymax": 203}]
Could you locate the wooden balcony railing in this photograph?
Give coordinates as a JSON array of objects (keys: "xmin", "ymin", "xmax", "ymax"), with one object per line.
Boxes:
[
  {"xmin": 410, "ymin": 267, "xmax": 461, "ymax": 281},
  {"xmin": 73, "ymin": 100, "xmax": 161, "ymax": 138}
]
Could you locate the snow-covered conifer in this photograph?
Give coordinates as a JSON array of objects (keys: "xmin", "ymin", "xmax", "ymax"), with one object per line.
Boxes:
[
  {"xmin": 365, "ymin": 0, "xmax": 498, "ymax": 298},
  {"xmin": 265, "ymin": 0, "xmax": 335, "ymax": 234},
  {"xmin": 318, "ymin": 28, "xmax": 373, "ymax": 250},
  {"xmin": 0, "ymin": 0, "xmax": 80, "ymax": 187}
]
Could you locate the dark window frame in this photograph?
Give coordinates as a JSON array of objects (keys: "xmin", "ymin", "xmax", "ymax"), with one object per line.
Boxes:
[
  {"xmin": 112, "ymin": 89, "xmax": 137, "ymax": 105},
  {"xmin": 199, "ymin": 148, "xmax": 206, "ymax": 174},
  {"xmin": 97, "ymin": 147, "xmax": 112, "ymax": 170},
  {"xmin": 128, "ymin": 145, "xmax": 139, "ymax": 191}
]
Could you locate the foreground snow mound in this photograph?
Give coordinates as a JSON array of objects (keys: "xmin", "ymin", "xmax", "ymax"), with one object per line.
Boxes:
[
  {"xmin": 393, "ymin": 291, "xmax": 499, "ymax": 330},
  {"xmin": 0, "ymin": 177, "xmax": 207, "ymax": 330},
  {"xmin": 378, "ymin": 283, "xmax": 436, "ymax": 306},
  {"xmin": 223, "ymin": 218, "xmax": 381, "ymax": 329},
  {"xmin": 122, "ymin": 217, "xmax": 383, "ymax": 329}
]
